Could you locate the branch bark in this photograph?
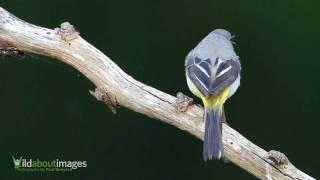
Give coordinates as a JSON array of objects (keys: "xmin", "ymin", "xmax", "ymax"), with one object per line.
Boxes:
[{"xmin": 0, "ymin": 7, "xmax": 314, "ymax": 180}]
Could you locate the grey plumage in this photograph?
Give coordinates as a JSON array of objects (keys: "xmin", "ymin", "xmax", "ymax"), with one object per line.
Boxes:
[
  {"xmin": 203, "ymin": 108, "xmax": 224, "ymax": 160},
  {"xmin": 185, "ymin": 29, "xmax": 241, "ymax": 160},
  {"xmin": 185, "ymin": 29, "xmax": 241, "ymax": 97}
]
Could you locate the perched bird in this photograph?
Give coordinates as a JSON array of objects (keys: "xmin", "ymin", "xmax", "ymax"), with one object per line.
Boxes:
[{"xmin": 185, "ymin": 29, "xmax": 241, "ymax": 160}]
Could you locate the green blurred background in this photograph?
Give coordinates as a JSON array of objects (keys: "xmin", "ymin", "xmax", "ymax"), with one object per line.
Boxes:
[{"xmin": 0, "ymin": 0, "xmax": 319, "ymax": 179}]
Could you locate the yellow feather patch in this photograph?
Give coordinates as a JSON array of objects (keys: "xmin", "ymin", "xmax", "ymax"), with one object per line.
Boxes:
[
  {"xmin": 186, "ymin": 76, "xmax": 230, "ymax": 109},
  {"xmin": 202, "ymin": 88, "xmax": 230, "ymax": 109}
]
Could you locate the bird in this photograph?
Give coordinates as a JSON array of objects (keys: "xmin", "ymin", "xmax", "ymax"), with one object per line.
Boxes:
[{"xmin": 185, "ymin": 29, "xmax": 241, "ymax": 160}]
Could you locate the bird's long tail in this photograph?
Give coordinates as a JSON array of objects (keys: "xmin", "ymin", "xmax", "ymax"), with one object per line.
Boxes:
[{"xmin": 203, "ymin": 106, "xmax": 224, "ymax": 161}]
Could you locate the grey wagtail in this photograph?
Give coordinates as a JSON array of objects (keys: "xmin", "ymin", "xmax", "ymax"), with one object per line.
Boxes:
[{"xmin": 185, "ymin": 29, "xmax": 241, "ymax": 160}]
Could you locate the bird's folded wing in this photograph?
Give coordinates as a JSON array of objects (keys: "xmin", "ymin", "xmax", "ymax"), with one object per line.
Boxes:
[{"xmin": 186, "ymin": 55, "xmax": 240, "ymax": 97}]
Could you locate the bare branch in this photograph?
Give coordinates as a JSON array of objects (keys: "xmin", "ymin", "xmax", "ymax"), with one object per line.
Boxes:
[{"xmin": 0, "ymin": 7, "xmax": 314, "ymax": 180}]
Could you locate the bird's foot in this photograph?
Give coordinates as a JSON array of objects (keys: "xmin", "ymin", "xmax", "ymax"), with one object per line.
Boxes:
[{"xmin": 175, "ymin": 92, "xmax": 193, "ymax": 112}]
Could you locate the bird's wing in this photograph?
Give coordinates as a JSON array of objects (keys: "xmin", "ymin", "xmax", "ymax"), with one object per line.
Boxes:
[{"xmin": 186, "ymin": 54, "xmax": 240, "ymax": 97}]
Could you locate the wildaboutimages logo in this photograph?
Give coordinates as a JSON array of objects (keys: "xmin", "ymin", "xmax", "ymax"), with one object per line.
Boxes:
[{"xmin": 12, "ymin": 156, "xmax": 87, "ymax": 172}]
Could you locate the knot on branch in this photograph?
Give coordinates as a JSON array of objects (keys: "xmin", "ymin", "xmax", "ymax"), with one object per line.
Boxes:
[
  {"xmin": 266, "ymin": 150, "xmax": 289, "ymax": 167},
  {"xmin": 0, "ymin": 38, "xmax": 24, "ymax": 58},
  {"xmin": 90, "ymin": 87, "xmax": 118, "ymax": 114},
  {"xmin": 175, "ymin": 92, "xmax": 193, "ymax": 112},
  {"xmin": 54, "ymin": 22, "xmax": 79, "ymax": 42}
]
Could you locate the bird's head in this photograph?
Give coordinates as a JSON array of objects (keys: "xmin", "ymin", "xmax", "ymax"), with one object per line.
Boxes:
[{"xmin": 211, "ymin": 29, "xmax": 233, "ymax": 40}]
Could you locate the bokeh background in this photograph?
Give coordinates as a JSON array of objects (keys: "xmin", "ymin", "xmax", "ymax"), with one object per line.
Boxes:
[{"xmin": 0, "ymin": 0, "xmax": 319, "ymax": 179}]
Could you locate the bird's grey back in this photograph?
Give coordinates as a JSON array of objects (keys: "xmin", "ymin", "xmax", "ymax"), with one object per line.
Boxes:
[
  {"xmin": 192, "ymin": 29, "xmax": 238, "ymax": 62},
  {"xmin": 184, "ymin": 29, "xmax": 241, "ymax": 97}
]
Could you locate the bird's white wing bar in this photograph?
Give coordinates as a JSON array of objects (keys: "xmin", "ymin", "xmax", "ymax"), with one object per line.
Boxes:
[
  {"xmin": 209, "ymin": 58, "xmax": 241, "ymax": 96},
  {"xmin": 186, "ymin": 54, "xmax": 212, "ymax": 96},
  {"xmin": 186, "ymin": 55, "xmax": 240, "ymax": 97},
  {"xmin": 216, "ymin": 65, "xmax": 232, "ymax": 78}
]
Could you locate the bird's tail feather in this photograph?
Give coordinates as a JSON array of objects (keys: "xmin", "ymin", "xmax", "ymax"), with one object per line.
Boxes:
[{"xmin": 203, "ymin": 107, "xmax": 224, "ymax": 161}]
